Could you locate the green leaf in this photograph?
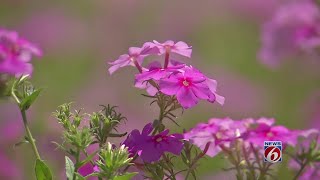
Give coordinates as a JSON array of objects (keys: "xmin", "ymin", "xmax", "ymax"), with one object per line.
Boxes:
[
  {"xmin": 20, "ymin": 89, "xmax": 42, "ymax": 110},
  {"xmin": 18, "ymin": 75, "xmax": 30, "ymax": 84},
  {"xmin": 35, "ymin": 159, "xmax": 53, "ymax": 180},
  {"xmin": 13, "ymin": 140, "xmax": 29, "ymax": 149},
  {"xmin": 114, "ymin": 173, "xmax": 138, "ymax": 180},
  {"xmin": 76, "ymin": 150, "xmax": 99, "ymax": 168},
  {"xmin": 74, "ymin": 173, "xmax": 85, "ymax": 180},
  {"xmin": 65, "ymin": 156, "xmax": 75, "ymax": 180}
]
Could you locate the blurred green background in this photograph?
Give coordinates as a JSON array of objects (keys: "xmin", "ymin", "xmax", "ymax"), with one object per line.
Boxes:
[{"xmin": 1, "ymin": 0, "xmax": 320, "ymax": 179}]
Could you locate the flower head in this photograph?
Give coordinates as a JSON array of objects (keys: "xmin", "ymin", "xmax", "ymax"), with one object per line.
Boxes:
[
  {"xmin": 258, "ymin": 1, "xmax": 320, "ymax": 67},
  {"xmin": 151, "ymin": 40, "xmax": 192, "ymax": 58},
  {"xmin": 159, "ymin": 66, "xmax": 224, "ymax": 109},
  {"xmin": 108, "ymin": 43, "xmax": 159, "ymax": 74},
  {"xmin": 184, "ymin": 118, "xmax": 247, "ymax": 157},
  {"xmin": 134, "ymin": 60, "xmax": 185, "ymax": 95},
  {"xmin": 0, "ymin": 28, "xmax": 42, "ymax": 76},
  {"xmin": 289, "ymin": 159, "xmax": 320, "ymax": 180},
  {"xmin": 136, "ymin": 60, "xmax": 185, "ymax": 82},
  {"xmin": 122, "ymin": 123, "xmax": 183, "ymax": 163},
  {"xmin": 244, "ymin": 118, "xmax": 297, "ymax": 146}
]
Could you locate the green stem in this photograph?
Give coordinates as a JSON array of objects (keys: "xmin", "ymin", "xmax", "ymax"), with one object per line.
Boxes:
[
  {"xmin": 220, "ymin": 144, "xmax": 243, "ymax": 180},
  {"xmin": 185, "ymin": 143, "xmax": 210, "ymax": 179},
  {"xmin": 162, "ymin": 155, "xmax": 176, "ymax": 180},
  {"xmin": 152, "ymin": 94, "xmax": 166, "ymax": 135},
  {"xmin": 21, "ymin": 110, "xmax": 41, "ymax": 160},
  {"xmin": 242, "ymin": 145, "xmax": 255, "ymax": 179},
  {"xmin": 73, "ymin": 149, "xmax": 80, "ymax": 180}
]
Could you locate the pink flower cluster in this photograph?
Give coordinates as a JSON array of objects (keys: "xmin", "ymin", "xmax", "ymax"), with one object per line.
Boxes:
[
  {"xmin": 108, "ymin": 40, "xmax": 224, "ymax": 109},
  {"xmin": 259, "ymin": 0, "xmax": 320, "ymax": 67},
  {"xmin": 289, "ymin": 129, "xmax": 320, "ymax": 180},
  {"xmin": 184, "ymin": 117, "xmax": 300, "ymax": 157},
  {"xmin": 0, "ymin": 28, "xmax": 42, "ymax": 76}
]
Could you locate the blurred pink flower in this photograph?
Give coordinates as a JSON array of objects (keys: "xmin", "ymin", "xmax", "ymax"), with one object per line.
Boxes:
[
  {"xmin": 299, "ymin": 165, "xmax": 320, "ymax": 180},
  {"xmin": 19, "ymin": 9, "xmax": 88, "ymax": 54},
  {"xmin": 0, "ymin": 120, "xmax": 23, "ymax": 143},
  {"xmin": 0, "ymin": 28, "xmax": 42, "ymax": 76},
  {"xmin": 0, "ymin": 103, "xmax": 24, "ymax": 143},
  {"xmin": 258, "ymin": 0, "xmax": 320, "ymax": 67},
  {"xmin": 151, "ymin": 40, "xmax": 192, "ymax": 58},
  {"xmin": 0, "ymin": 151, "xmax": 22, "ymax": 179},
  {"xmin": 244, "ymin": 118, "xmax": 297, "ymax": 147},
  {"xmin": 230, "ymin": 0, "xmax": 279, "ymax": 21},
  {"xmin": 0, "ymin": 103, "xmax": 24, "ymax": 179},
  {"xmin": 184, "ymin": 118, "xmax": 248, "ymax": 157},
  {"xmin": 108, "ymin": 43, "xmax": 159, "ymax": 74}
]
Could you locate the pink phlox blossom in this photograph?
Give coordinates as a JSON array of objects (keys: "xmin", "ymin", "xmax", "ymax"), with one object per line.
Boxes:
[
  {"xmin": 159, "ymin": 66, "xmax": 224, "ymax": 108},
  {"xmin": 244, "ymin": 118, "xmax": 297, "ymax": 147},
  {"xmin": 134, "ymin": 60, "xmax": 186, "ymax": 96},
  {"xmin": 184, "ymin": 118, "xmax": 247, "ymax": 157},
  {"xmin": 150, "ymin": 40, "xmax": 192, "ymax": 58},
  {"xmin": 108, "ymin": 43, "xmax": 159, "ymax": 74},
  {"xmin": 0, "ymin": 28, "xmax": 42, "ymax": 76},
  {"xmin": 258, "ymin": 0, "xmax": 320, "ymax": 67}
]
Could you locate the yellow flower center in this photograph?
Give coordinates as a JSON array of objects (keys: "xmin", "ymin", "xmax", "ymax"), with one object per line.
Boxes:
[
  {"xmin": 130, "ymin": 57, "xmax": 135, "ymax": 62},
  {"xmin": 165, "ymin": 45, "xmax": 171, "ymax": 52},
  {"xmin": 156, "ymin": 137, "xmax": 163, "ymax": 142},
  {"xmin": 267, "ymin": 132, "xmax": 274, "ymax": 137},
  {"xmin": 183, "ymin": 80, "xmax": 190, "ymax": 86}
]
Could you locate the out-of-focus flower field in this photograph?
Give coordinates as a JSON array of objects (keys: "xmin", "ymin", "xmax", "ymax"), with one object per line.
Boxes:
[{"xmin": 1, "ymin": 0, "xmax": 320, "ymax": 179}]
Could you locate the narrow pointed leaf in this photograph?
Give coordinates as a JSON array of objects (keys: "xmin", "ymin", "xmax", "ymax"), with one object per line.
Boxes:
[
  {"xmin": 114, "ymin": 172, "xmax": 138, "ymax": 180},
  {"xmin": 21, "ymin": 89, "xmax": 42, "ymax": 110},
  {"xmin": 76, "ymin": 151, "xmax": 99, "ymax": 168},
  {"xmin": 65, "ymin": 156, "xmax": 75, "ymax": 180}
]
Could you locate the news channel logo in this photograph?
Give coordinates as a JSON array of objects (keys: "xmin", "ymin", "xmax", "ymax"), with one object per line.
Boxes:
[{"xmin": 264, "ymin": 141, "xmax": 282, "ymax": 163}]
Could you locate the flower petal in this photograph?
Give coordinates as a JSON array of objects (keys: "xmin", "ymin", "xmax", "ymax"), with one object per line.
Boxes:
[{"xmin": 176, "ymin": 87, "xmax": 198, "ymax": 109}]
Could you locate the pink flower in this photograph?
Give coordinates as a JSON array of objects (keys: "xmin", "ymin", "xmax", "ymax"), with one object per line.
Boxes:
[
  {"xmin": 289, "ymin": 160, "xmax": 320, "ymax": 180},
  {"xmin": 108, "ymin": 43, "xmax": 159, "ymax": 74},
  {"xmin": 0, "ymin": 151, "xmax": 21, "ymax": 179},
  {"xmin": 134, "ymin": 60, "xmax": 185, "ymax": 95},
  {"xmin": 299, "ymin": 165, "xmax": 320, "ymax": 180},
  {"xmin": 258, "ymin": 1, "xmax": 320, "ymax": 67},
  {"xmin": 151, "ymin": 40, "xmax": 192, "ymax": 58},
  {"xmin": 295, "ymin": 129, "xmax": 320, "ymax": 156},
  {"xmin": 244, "ymin": 118, "xmax": 297, "ymax": 146},
  {"xmin": 78, "ymin": 163, "xmax": 99, "ymax": 179},
  {"xmin": 159, "ymin": 66, "xmax": 224, "ymax": 109},
  {"xmin": 0, "ymin": 28, "xmax": 42, "ymax": 76},
  {"xmin": 123, "ymin": 123, "xmax": 183, "ymax": 163},
  {"xmin": 288, "ymin": 129, "xmax": 320, "ymax": 180},
  {"xmin": 135, "ymin": 60, "xmax": 185, "ymax": 82},
  {"xmin": 78, "ymin": 163, "xmax": 96, "ymax": 178},
  {"xmin": 184, "ymin": 118, "xmax": 248, "ymax": 157}
]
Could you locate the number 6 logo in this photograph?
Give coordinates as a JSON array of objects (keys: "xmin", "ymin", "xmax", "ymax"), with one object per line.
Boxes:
[{"xmin": 264, "ymin": 146, "xmax": 282, "ymax": 163}]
